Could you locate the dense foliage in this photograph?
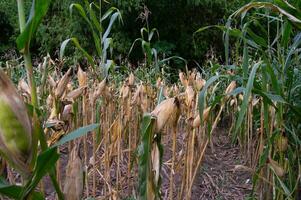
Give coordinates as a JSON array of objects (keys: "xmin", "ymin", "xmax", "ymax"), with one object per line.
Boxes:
[{"xmin": 1, "ymin": 0, "xmax": 247, "ymax": 64}]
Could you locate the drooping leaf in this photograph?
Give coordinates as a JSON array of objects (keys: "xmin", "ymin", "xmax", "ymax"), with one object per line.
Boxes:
[{"xmin": 60, "ymin": 38, "xmax": 95, "ymax": 69}]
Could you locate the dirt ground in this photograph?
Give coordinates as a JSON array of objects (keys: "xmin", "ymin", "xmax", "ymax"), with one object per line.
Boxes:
[
  {"xmin": 160, "ymin": 125, "xmax": 253, "ymax": 200},
  {"xmin": 41, "ymin": 123, "xmax": 252, "ymax": 200}
]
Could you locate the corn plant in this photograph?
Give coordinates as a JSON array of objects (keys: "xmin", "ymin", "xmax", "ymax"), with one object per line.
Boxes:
[
  {"xmin": 195, "ymin": 0, "xmax": 301, "ymax": 199},
  {"xmin": 60, "ymin": 0, "xmax": 122, "ymax": 77}
]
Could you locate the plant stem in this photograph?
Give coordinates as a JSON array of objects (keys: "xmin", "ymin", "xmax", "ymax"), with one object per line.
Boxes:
[
  {"xmin": 17, "ymin": 0, "xmax": 26, "ymax": 32},
  {"xmin": 17, "ymin": 1, "xmax": 64, "ymax": 199}
]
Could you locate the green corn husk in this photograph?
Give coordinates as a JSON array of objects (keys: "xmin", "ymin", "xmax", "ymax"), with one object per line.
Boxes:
[{"xmin": 0, "ymin": 70, "xmax": 33, "ymax": 177}]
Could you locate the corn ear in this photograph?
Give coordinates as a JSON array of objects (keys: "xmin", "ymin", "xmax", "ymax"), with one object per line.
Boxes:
[
  {"xmin": 193, "ymin": 107, "xmax": 211, "ymax": 128},
  {"xmin": 151, "ymin": 97, "xmax": 180, "ymax": 132},
  {"xmin": 77, "ymin": 66, "xmax": 87, "ymax": 87},
  {"xmin": 0, "ymin": 70, "xmax": 33, "ymax": 176},
  {"xmin": 55, "ymin": 68, "xmax": 72, "ymax": 98},
  {"xmin": 268, "ymin": 157, "xmax": 285, "ymax": 177}
]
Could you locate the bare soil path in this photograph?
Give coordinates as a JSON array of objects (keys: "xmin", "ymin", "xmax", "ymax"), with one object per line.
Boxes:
[{"xmin": 190, "ymin": 128, "xmax": 253, "ymax": 200}]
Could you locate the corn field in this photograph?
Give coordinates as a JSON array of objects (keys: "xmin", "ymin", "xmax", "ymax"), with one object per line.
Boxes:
[{"xmin": 0, "ymin": 0, "xmax": 300, "ymax": 200}]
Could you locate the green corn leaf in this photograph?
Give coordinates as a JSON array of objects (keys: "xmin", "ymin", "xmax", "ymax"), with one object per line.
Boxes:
[
  {"xmin": 22, "ymin": 147, "xmax": 59, "ymax": 199},
  {"xmin": 142, "ymin": 41, "xmax": 153, "ymax": 66},
  {"xmin": 103, "ymin": 12, "xmax": 121, "ymax": 42},
  {"xmin": 285, "ymin": 33, "xmax": 301, "ymax": 71},
  {"xmin": 53, "ymin": 124, "xmax": 100, "ymax": 147},
  {"xmin": 128, "ymin": 38, "xmax": 143, "ymax": 57},
  {"xmin": 148, "ymin": 28, "xmax": 159, "ymax": 42},
  {"xmin": 88, "ymin": 2, "xmax": 102, "ymax": 33},
  {"xmin": 194, "ymin": 25, "xmax": 243, "ymax": 38},
  {"xmin": 101, "ymin": 7, "xmax": 122, "ymax": 23},
  {"xmin": 234, "ymin": 62, "xmax": 261, "ymax": 139},
  {"xmin": 0, "ymin": 177, "xmax": 44, "ymax": 199},
  {"xmin": 138, "ymin": 114, "xmax": 157, "ymax": 200},
  {"xmin": 70, "ymin": 3, "xmax": 91, "ymax": 26},
  {"xmin": 60, "ymin": 38, "xmax": 95, "ymax": 69},
  {"xmin": 16, "ymin": 0, "xmax": 52, "ymax": 52},
  {"xmin": 247, "ymin": 28, "xmax": 268, "ymax": 48},
  {"xmin": 159, "ymin": 56, "xmax": 187, "ymax": 66}
]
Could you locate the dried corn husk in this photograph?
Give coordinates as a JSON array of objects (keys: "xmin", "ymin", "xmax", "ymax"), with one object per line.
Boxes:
[
  {"xmin": 62, "ymin": 104, "xmax": 73, "ymax": 122},
  {"xmin": 195, "ymin": 73, "xmax": 206, "ymax": 91},
  {"xmin": 77, "ymin": 66, "xmax": 87, "ymax": 87},
  {"xmin": 92, "ymin": 78, "xmax": 107, "ymax": 102},
  {"xmin": 193, "ymin": 107, "xmax": 211, "ymax": 127},
  {"xmin": 225, "ymin": 81, "xmax": 236, "ymax": 96},
  {"xmin": 179, "ymin": 72, "xmax": 188, "ymax": 88},
  {"xmin": 156, "ymin": 77, "xmax": 162, "ymax": 88},
  {"xmin": 276, "ymin": 135, "xmax": 288, "ymax": 152},
  {"xmin": 55, "ymin": 68, "xmax": 72, "ymax": 98},
  {"xmin": 48, "ymin": 75, "xmax": 57, "ymax": 88},
  {"xmin": 185, "ymin": 86, "xmax": 195, "ymax": 107},
  {"xmin": 238, "ymin": 94, "xmax": 244, "ymax": 101},
  {"xmin": 268, "ymin": 157, "xmax": 285, "ymax": 177},
  {"xmin": 0, "ymin": 70, "xmax": 32, "ymax": 176},
  {"xmin": 128, "ymin": 72, "xmax": 135, "ymax": 86},
  {"xmin": 151, "ymin": 97, "xmax": 180, "ymax": 132},
  {"xmin": 64, "ymin": 146, "xmax": 84, "ymax": 200},
  {"xmin": 18, "ymin": 79, "xmax": 30, "ymax": 95},
  {"xmin": 46, "ymin": 119, "xmax": 65, "ymax": 131},
  {"xmin": 65, "ymin": 86, "xmax": 86, "ymax": 102},
  {"xmin": 230, "ymin": 98, "xmax": 236, "ymax": 106}
]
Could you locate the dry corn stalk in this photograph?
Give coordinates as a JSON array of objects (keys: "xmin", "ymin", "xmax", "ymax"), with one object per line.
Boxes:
[{"xmin": 64, "ymin": 146, "xmax": 84, "ymax": 200}]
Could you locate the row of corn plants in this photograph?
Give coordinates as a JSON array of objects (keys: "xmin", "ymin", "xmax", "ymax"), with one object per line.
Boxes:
[{"xmin": 195, "ymin": 0, "xmax": 301, "ymax": 199}]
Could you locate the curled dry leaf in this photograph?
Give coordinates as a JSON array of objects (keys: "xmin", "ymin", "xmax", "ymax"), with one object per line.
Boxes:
[
  {"xmin": 122, "ymin": 85, "xmax": 130, "ymax": 100},
  {"xmin": 92, "ymin": 78, "xmax": 107, "ymax": 103}
]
